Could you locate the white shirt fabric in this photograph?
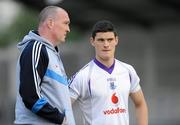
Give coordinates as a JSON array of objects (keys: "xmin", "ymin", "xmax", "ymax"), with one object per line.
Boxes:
[{"xmin": 69, "ymin": 59, "xmax": 141, "ymax": 125}]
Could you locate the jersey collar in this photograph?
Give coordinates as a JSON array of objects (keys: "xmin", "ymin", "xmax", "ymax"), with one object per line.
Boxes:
[{"xmin": 93, "ymin": 58, "xmax": 115, "ymax": 74}]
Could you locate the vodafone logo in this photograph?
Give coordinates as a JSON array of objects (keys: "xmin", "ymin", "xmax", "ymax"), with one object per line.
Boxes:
[
  {"xmin": 111, "ymin": 93, "xmax": 119, "ymax": 104},
  {"xmin": 103, "ymin": 93, "xmax": 126, "ymax": 115},
  {"xmin": 103, "ymin": 107, "xmax": 126, "ymax": 115}
]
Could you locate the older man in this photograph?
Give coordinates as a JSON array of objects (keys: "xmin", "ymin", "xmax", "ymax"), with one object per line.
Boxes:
[{"xmin": 15, "ymin": 6, "xmax": 75, "ymax": 125}]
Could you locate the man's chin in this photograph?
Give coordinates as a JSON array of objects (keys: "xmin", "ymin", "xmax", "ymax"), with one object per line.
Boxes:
[
  {"xmin": 59, "ymin": 39, "xmax": 66, "ymax": 43},
  {"xmin": 101, "ymin": 56, "xmax": 112, "ymax": 61}
]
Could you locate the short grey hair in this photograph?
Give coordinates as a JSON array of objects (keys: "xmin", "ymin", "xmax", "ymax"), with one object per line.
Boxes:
[{"xmin": 38, "ymin": 6, "xmax": 60, "ymax": 24}]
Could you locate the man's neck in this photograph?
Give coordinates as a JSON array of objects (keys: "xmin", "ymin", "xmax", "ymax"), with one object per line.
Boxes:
[
  {"xmin": 95, "ymin": 57, "xmax": 114, "ymax": 68},
  {"xmin": 38, "ymin": 27, "xmax": 56, "ymax": 47}
]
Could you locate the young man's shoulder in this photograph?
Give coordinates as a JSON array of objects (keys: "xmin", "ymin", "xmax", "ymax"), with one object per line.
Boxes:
[
  {"xmin": 69, "ymin": 61, "xmax": 93, "ymax": 84},
  {"xmin": 115, "ymin": 59, "xmax": 136, "ymax": 72},
  {"xmin": 75, "ymin": 61, "xmax": 93, "ymax": 75}
]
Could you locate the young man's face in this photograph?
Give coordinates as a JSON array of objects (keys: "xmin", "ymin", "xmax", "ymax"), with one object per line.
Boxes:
[{"xmin": 90, "ymin": 32, "xmax": 118, "ymax": 61}]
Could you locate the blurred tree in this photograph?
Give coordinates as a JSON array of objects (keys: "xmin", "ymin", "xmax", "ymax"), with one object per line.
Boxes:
[
  {"xmin": 0, "ymin": 2, "xmax": 83, "ymax": 48},
  {"xmin": 0, "ymin": 6, "xmax": 38, "ymax": 47}
]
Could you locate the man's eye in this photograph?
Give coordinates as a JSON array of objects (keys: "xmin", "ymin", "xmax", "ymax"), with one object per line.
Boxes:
[
  {"xmin": 108, "ymin": 39, "xmax": 113, "ymax": 42},
  {"xmin": 98, "ymin": 39, "xmax": 104, "ymax": 42}
]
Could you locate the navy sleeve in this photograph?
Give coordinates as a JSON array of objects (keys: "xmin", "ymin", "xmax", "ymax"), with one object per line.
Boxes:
[{"xmin": 19, "ymin": 41, "xmax": 64, "ymax": 124}]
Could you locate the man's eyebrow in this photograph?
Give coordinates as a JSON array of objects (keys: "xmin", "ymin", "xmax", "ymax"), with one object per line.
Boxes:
[{"xmin": 97, "ymin": 38, "xmax": 105, "ymax": 40}]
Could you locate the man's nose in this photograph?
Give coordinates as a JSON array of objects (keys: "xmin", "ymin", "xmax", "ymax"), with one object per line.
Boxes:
[
  {"xmin": 104, "ymin": 40, "xmax": 109, "ymax": 47},
  {"xmin": 67, "ymin": 26, "xmax": 70, "ymax": 33}
]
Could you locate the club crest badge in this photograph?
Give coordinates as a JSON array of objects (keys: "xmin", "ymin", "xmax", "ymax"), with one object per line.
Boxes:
[{"xmin": 110, "ymin": 82, "xmax": 116, "ymax": 90}]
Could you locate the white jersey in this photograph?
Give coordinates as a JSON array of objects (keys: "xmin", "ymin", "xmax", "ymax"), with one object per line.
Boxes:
[{"xmin": 69, "ymin": 59, "xmax": 141, "ymax": 125}]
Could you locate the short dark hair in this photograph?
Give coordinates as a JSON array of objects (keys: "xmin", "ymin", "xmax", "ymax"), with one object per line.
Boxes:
[{"xmin": 91, "ymin": 20, "xmax": 117, "ymax": 38}]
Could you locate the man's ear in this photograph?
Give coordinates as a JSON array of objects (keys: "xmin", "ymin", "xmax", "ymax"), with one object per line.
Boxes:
[
  {"xmin": 115, "ymin": 36, "xmax": 119, "ymax": 45},
  {"xmin": 47, "ymin": 18, "xmax": 54, "ymax": 29},
  {"xmin": 90, "ymin": 37, "xmax": 95, "ymax": 47}
]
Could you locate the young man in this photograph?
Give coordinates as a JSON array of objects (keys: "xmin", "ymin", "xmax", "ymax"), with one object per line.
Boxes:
[
  {"xmin": 15, "ymin": 6, "xmax": 75, "ymax": 125},
  {"xmin": 69, "ymin": 20, "xmax": 148, "ymax": 125}
]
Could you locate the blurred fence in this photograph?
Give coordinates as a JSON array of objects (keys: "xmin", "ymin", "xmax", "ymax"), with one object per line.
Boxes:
[{"xmin": 0, "ymin": 45, "xmax": 17, "ymax": 125}]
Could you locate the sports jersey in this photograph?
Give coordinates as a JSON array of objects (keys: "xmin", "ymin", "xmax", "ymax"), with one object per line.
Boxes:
[
  {"xmin": 69, "ymin": 58, "xmax": 141, "ymax": 125},
  {"xmin": 15, "ymin": 31, "xmax": 75, "ymax": 125}
]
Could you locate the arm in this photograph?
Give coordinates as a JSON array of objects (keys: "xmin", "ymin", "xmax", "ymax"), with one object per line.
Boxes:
[
  {"xmin": 130, "ymin": 90, "xmax": 148, "ymax": 125},
  {"xmin": 19, "ymin": 41, "xmax": 64, "ymax": 124},
  {"xmin": 69, "ymin": 86, "xmax": 78, "ymax": 104},
  {"xmin": 68, "ymin": 72, "xmax": 80, "ymax": 105},
  {"xmin": 71, "ymin": 98, "xmax": 76, "ymax": 104}
]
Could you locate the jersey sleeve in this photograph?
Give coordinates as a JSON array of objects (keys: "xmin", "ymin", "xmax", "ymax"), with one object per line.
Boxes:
[
  {"xmin": 68, "ymin": 72, "xmax": 82, "ymax": 100},
  {"xmin": 19, "ymin": 41, "xmax": 64, "ymax": 124},
  {"xmin": 128, "ymin": 65, "xmax": 141, "ymax": 93}
]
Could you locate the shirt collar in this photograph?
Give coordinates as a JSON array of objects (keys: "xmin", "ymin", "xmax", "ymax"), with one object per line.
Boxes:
[{"xmin": 93, "ymin": 58, "xmax": 115, "ymax": 74}]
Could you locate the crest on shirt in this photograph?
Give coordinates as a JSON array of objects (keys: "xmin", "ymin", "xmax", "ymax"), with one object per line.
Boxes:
[
  {"xmin": 110, "ymin": 82, "xmax": 116, "ymax": 90},
  {"xmin": 107, "ymin": 78, "xmax": 116, "ymax": 90}
]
